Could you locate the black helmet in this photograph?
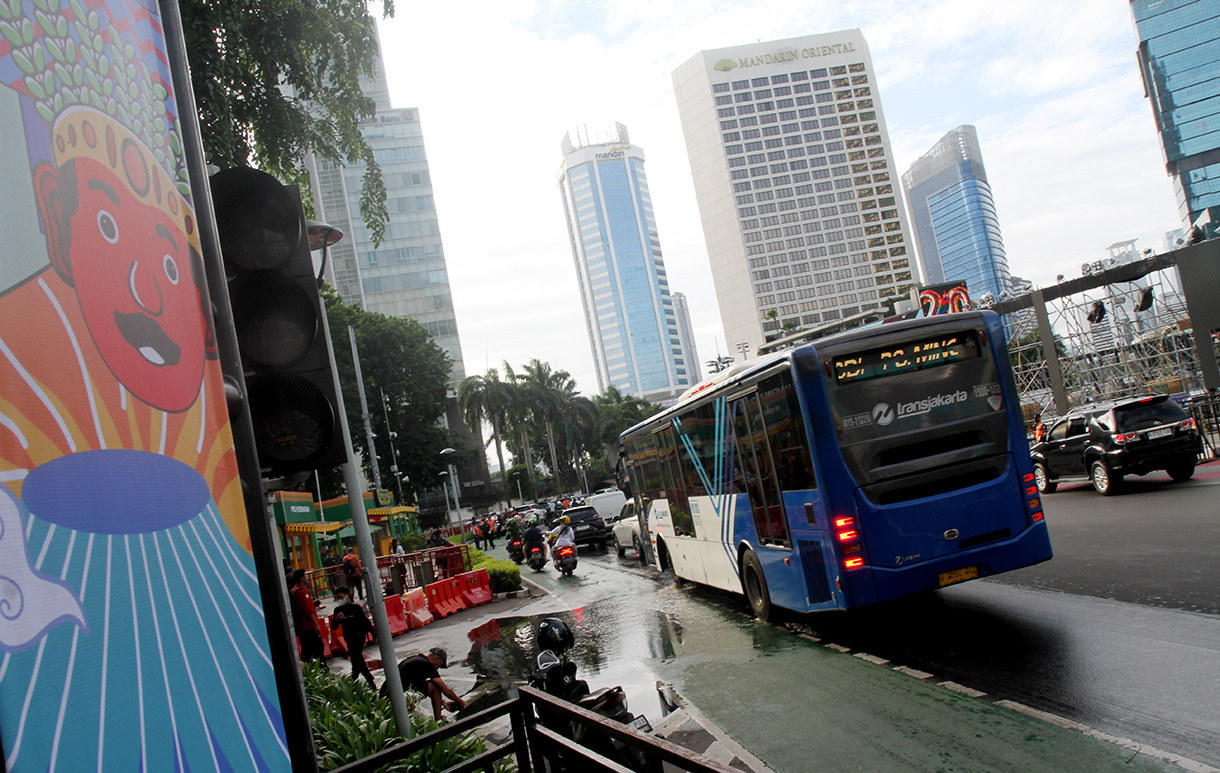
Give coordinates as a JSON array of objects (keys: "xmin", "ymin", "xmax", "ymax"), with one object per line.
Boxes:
[{"xmin": 537, "ymin": 617, "xmax": 574, "ymax": 654}]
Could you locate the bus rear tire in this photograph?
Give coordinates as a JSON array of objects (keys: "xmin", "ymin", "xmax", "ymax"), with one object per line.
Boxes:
[{"xmin": 741, "ymin": 550, "xmax": 772, "ymax": 622}]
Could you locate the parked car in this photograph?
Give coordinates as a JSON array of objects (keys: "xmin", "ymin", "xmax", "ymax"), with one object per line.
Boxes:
[
  {"xmin": 610, "ymin": 501, "xmax": 646, "ymax": 560},
  {"xmin": 1030, "ymin": 394, "xmax": 1202, "ymax": 496},
  {"xmin": 557, "ymin": 505, "xmax": 610, "ymax": 550}
]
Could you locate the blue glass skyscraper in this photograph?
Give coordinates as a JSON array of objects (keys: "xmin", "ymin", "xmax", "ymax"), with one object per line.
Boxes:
[
  {"xmin": 901, "ymin": 125, "xmax": 1011, "ymax": 301},
  {"xmin": 1132, "ymin": 0, "xmax": 1220, "ymax": 232},
  {"xmin": 559, "ymin": 123, "xmax": 692, "ymax": 403}
]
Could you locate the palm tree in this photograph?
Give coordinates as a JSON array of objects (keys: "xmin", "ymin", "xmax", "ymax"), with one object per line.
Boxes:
[
  {"xmin": 501, "ymin": 361, "xmax": 538, "ymax": 500},
  {"xmin": 457, "ymin": 368, "xmax": 513, "ymax": 507},
  {"xmin": 590, "ymin": 386, "xmax": 657, "ymax": 471},
  {"xmin": 519, "ymin": 359, "xmax": 578, "ymax": 489}
]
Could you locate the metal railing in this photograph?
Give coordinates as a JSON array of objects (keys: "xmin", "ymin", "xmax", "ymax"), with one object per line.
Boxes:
[
  {"xmin": 332, "ymin": 685, "xmax": 737, "ymax": 773},
  {"xmin": 305, "ymin": 545, "xmax": 472, "ymax": 600}
]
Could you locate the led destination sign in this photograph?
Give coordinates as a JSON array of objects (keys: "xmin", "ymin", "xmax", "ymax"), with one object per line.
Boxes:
[{"xmin": 833, "ymin": 331, "xmax": 980, "ymax": 384}]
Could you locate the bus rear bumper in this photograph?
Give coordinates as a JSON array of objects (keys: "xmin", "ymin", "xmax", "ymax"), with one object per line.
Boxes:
[{"xmin": 847, "ymin": 521, "xmax": 1053, "ymax": 606}]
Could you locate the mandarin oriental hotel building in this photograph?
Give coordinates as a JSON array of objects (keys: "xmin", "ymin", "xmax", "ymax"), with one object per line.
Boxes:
[{"xmin": 674, "ymin": 30, "xmax": 918, "ymax": 353}]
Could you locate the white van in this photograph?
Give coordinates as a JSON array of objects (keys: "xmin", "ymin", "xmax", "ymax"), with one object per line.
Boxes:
[{"xmin": 585, "ymin": 489, "xmax": 627, "ymax": 521}]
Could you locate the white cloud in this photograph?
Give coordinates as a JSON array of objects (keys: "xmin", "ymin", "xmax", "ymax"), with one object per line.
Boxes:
[{"xmin": 375, "ymin": 0, "xmax": 1182, "ymax": 397}]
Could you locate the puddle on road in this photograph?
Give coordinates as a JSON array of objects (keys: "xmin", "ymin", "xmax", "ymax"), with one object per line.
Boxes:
[{"xmin": 458, "ymin": 585, "xmax": 802, "ymax": 722}]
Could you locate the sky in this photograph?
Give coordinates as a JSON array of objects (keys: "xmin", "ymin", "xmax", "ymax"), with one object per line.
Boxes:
[{"xmin": 373, "ymin": 0, "xmax": 1182, "ymax": 400}]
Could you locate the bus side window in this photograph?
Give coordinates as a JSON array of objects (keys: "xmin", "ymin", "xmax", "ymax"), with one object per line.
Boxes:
[
  {"xmin": 658, "ymin": 427, "xmax": 694, "ymax": 536},
  {"xmin": 733, "ymin": 394, "xmax": 791, "ymax": 548},
  {"xmin": 759, "ymin": 371, "xmax": 816, "ymax": 491}
]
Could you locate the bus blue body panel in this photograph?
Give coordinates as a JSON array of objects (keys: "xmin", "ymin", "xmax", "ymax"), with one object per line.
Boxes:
[{"xmin": 846, "ymin": 519, "xmax": 1052, "ymax": 606}]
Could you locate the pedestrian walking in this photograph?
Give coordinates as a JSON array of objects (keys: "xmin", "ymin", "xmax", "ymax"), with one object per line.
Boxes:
[
  {"xmin": 472, "ymin": 519, "xmax": 484, "ymax": 551},
  {"xmin": 342, "ymin": 547, "xmax": 364, "ymax": 600},
  {"xmin": 483, "ymin": 518, "xmax": 495, "ymax": 550},
  {"xmin": 332, "ymin": 586, "xmax": 376, "ymax": 688},
  {"xmin": 288, "ymin": 569, "xmax": 324, "ymax": 663}
]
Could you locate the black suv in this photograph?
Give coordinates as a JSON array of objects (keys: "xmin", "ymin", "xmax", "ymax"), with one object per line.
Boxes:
[
  {"xmin": 1030, "ymin": 395, "xmax": 1202, "ymax": 495},
  {"xmin": 557, "ymin": 505, "xmax": 609, "ymax": 550}
]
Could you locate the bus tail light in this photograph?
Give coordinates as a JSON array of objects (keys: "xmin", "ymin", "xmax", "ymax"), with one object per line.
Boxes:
[
  {"xmin": 843, "ymin": 543, "xmax": 862, "ymax": 554},
  {"xmin": 1025, "ymin": 485, "xmax": 1037, "ymax": 497},
  {"xmin": 844, "ymin": 557, "xmax": 865, "ymax": 570},
  {"xmin": 837, "ymin": 530, "xmax": 858, "ymax": 542},
  {"xmin": 1022, "ymin": 472, "xmax": 1035, "ymax": 483},
  {"xmin": 834, "ymin": 516, "xmax": 855, "ymax": 529},
  {"xmin": 1031, "ymin": 511, "xmax": 1044, "ymax": 522}
]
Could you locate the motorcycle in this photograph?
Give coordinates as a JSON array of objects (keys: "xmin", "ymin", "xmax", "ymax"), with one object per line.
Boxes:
[
  {"xmin": 526, "ymin": 543, "xmax": 547, "ymax": 572},
  {"xmin": 528, "ymin": 618, "xmax": 652, "ymax": 770},
  {"xmin": 508, "ymin": 538, "xmax": 524, "ymax": 565},
  {"xmin": 554, "ymin": 544, "xmax": 578, "ymax": 576}
]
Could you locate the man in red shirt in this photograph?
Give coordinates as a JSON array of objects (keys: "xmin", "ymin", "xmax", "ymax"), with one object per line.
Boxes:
[
  {"xmin": 342, "ymin": 547, "xmax": 365, "ymax": 600},
  {"xmin": 289, "ymin": 569, "xmax": 324, "ymax": 662}
]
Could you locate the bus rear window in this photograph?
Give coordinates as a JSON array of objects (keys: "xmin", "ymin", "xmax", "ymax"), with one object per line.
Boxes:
[{"xmin": 832, "ymin": 331, "xmax": 981, "ymax": 385}]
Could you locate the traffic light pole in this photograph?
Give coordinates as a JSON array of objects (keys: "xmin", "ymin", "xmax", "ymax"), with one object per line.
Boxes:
[
  {"xmin": 159, "ymin": 3, "xmax": 318, "ymax": 769},
  {"xmin": 321, "ymin": 292, "xmax": 414, "ymax": 738}
]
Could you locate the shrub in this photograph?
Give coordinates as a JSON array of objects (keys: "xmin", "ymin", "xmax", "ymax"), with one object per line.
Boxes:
[
  {"xmin": 473, "ymin": 558, "xmax": 521, "ymax": 594},
  {"xmin": 400, "ymin": 531, "xmax": 427, "ymax": 553},
  {"xmin": 302, "ymin": 663, "xmax": 497, "ymax": 771}
]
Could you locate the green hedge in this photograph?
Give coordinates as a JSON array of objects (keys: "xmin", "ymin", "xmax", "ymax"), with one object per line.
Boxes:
[
  {"xmin": 302, "ymin": 663, "xmax": 498, "ymax": 772},
  {"xmin": 473, "ymin": 558, "xmax": 521, "ymax": 594}
]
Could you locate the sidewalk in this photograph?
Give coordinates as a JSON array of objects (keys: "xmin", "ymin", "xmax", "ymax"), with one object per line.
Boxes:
[{"xmin": 325, "ymin": 573, "xmax": 771, "ymax": 772}]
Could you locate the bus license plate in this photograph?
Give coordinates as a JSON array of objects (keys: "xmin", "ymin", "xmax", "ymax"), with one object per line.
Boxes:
[{"xmin": 938, "ymin": 565, "xmax": 979, "ymax": 588}]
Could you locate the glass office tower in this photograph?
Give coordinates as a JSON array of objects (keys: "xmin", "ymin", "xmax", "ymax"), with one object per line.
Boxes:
[
  {"xmin": 1132, "ymin": 0, "xmax": 1220, "ymax": 232},
  {"xmin": 558, "ymin": 123, "xmax": 692, "ymax": 404},
  {"xmin": 901, "ymin": 125, "xmax": 1010, "ymax": 300},
  {"xmin": 673, "ymin": 30, "xmax": 918, "ymax": 352}
]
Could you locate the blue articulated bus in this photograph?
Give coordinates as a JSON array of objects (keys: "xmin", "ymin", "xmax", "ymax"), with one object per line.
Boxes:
[{"xmin": 620, "ymin": 310, "xmax": 1052, "ymax": 620}]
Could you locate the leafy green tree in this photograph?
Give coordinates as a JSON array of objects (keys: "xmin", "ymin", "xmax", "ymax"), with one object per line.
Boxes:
[
  {"xmin": 181, "ymin": 0, "xmax": 392, "ymax": 243},
  {"xmin": 314, "ymin": 288, "xmax": 457, "ymax": 500}
]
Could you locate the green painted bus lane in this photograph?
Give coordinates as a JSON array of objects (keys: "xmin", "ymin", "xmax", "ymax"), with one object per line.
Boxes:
[{"xmin": 650, "ymin": 590, "xmax": 1178, "ymax": 772}]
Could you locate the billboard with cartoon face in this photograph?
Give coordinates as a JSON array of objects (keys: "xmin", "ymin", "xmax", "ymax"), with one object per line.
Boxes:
[{"xmin": 0, "ymin": 0, "xmax": 289, "ymax": 768}]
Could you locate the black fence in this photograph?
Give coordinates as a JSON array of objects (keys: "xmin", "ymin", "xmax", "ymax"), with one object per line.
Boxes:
[{"xmin": 331, "ymin": 686, "xmax": 735, "ymax": 773}]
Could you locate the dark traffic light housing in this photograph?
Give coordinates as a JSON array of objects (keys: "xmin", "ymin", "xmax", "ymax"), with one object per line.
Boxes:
[{"xmin": 210, "ymin": 167, "xmax": 345, "ymax": 476}]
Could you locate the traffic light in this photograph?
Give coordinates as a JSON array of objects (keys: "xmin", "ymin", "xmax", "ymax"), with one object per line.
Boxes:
[{"xmin": 210, "ymin": 167, "xmax": 345, "ymax": 476}]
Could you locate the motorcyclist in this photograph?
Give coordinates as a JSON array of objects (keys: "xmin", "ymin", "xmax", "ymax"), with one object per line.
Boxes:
[
  {"xmin": 506, "ymin": 514, "xmax": 525, "ymax": 541},
  {"xmin": 522, "ymin": 517, "xmax": 546, "ymax": 558},
  {"xmin": 546, "ymin": 515, "xmax": 575, "ymax": 550}
]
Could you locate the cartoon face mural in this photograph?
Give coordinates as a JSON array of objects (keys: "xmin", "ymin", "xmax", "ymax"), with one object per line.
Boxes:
[{"xmin": 33, "ymin": 109, "xmax": 214, "ymax": 413}]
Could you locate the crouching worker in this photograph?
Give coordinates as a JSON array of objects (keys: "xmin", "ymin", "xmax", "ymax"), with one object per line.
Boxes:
[{"xmin": 382, "ymin": 647, "xmax": 465, "ymax": 721}]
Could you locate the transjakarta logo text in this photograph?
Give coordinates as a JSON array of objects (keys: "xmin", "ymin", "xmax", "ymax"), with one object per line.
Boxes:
[{"xmin": 896, "ymin": 390, "xmax": 969, "ymax": 417}]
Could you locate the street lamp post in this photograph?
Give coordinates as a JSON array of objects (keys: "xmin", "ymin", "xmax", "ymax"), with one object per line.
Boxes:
[
  {"xmin": 380, "ymin": 387, "xmax": 405, "ymax": 506},
  {"xmin": 440, "ymin": 447, "xmax": 463, "ymax": 539},
  {"xmin": 513, "ymin": 471, "xmax": 524, "ymax": 505},
  {"xmin": 439, "ymin": 470, "xmax": 454, "ymax": 524}
]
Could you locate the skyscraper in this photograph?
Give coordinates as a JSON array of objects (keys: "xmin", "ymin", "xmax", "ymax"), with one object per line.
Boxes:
[
  {"xmin": 307, "ymin": 45, "xmax": 489, "ymax": 502},
  {"xmin": 1132, "ymin": 0, "xmax": 1220, "ymax": 232},
  {"xmin": 902, "ymin": 125, "xmax": 1010, "ymax": 301},
  {"xmin": 673, "ymin": 30, "xmax": 917, "ymax": 353},
  {"xmin": 310, "ymin": 53, "xmax": 466, "ymax": 388},
  {"xmin": 558, "ymin": 123, "xmax": 693, "ymax": 404},
  {"xmin": 672, "ymin": 292, "xmax": 702, "ymax": 383}
]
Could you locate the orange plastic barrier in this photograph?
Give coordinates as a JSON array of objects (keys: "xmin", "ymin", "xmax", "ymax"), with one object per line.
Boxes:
[
  {"xmin": 404, "ymin": 588, "xmax": 434, "ymax": 629},
  {"xmin": 458, "ymin": 569, "xmax": 492, "ymax": 608},
  {"xmin": 318, "ymin": 616, "xmax": 334, "ymax": 659},
  {"xmin": 446, "ymin": 576, "xmax": 469, "ymax": 614},
  {"xmin": 425, "ymin": 580, "xmax": 461, "ymax": 618},
  {"xmin": 384, "ymin": 594, "xmax": 409, "ymax": 637}
]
